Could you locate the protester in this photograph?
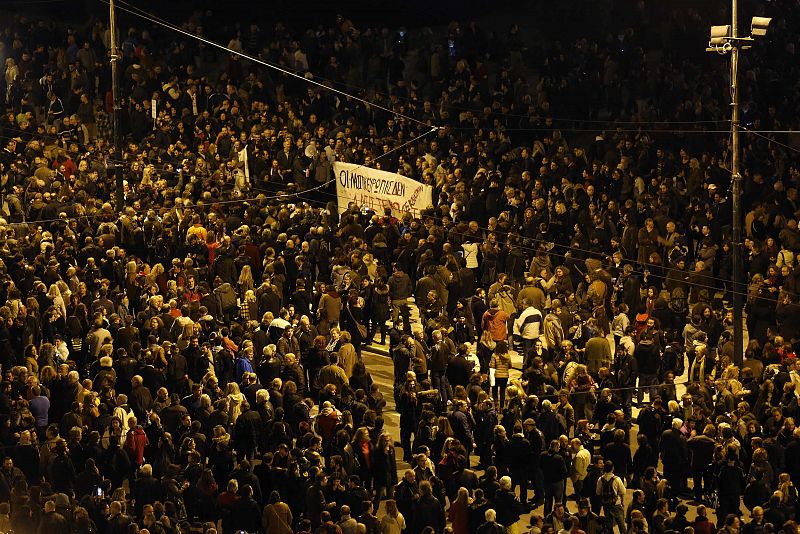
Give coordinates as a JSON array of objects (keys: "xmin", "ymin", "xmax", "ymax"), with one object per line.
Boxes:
[{"xmin": 0, "ymin": 2, "xmax": 799, "ymax": 534}]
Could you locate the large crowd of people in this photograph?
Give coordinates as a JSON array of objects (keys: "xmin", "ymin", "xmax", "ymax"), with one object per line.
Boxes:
[{"xmin": 0, "ymin": 1, "xmax": 799, "ymax": 534}]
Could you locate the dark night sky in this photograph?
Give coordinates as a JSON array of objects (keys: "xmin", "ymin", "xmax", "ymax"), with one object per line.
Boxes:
[{"xmin": 5, "ymin": 0, "xmax": 522, "ymax": 28}]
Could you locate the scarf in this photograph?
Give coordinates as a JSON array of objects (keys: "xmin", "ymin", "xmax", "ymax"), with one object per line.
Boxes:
[{"xmin": 690, "ymin": 356, "xmax": 708, "ymax": 385}]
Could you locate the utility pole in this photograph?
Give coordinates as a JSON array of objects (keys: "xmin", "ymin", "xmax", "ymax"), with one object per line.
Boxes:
[
  {"xmin": 109, "ymin": 0, "xmax": 124, "ymax": 213},
  {"xmin": 730, "ymin": 0, "xmax": 744, "ymax": 367},
  {"xmin": 707, "ymin": 9, "xmax": 770, "ymax": 367}
]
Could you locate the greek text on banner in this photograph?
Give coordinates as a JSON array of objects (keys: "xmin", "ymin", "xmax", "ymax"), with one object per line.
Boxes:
[{"xmin": 334, "ymin": 162, "xmax": 433, "ymax": 217}]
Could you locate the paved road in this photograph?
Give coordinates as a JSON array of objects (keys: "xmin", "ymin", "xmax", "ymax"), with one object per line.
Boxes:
[{"xmin": 358, "ymin": 309, "xmax": 741, "ymax": 527}]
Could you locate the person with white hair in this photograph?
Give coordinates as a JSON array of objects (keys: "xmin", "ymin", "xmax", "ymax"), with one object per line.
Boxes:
[
  {"xmin": 476, "ymin": 509, "xmax": 505, "ymax": 534},
  {"xmin": 493, "ymin": 476, "xmax": 523, "ymax": 534},
  {"xmin": 660, "ymin": 417, "xmax": 688, "ymax": 495}
]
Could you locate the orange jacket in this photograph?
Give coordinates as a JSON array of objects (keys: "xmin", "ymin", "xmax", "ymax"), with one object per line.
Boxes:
[{"xmin": 482, "ymin": 309, "xmax": 509, "ymax": 341}]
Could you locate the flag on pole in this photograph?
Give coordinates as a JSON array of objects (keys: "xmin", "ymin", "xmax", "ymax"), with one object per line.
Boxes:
[{"xmin": 238, "ymin": 144, "xmax": 250, "ymax": 182}]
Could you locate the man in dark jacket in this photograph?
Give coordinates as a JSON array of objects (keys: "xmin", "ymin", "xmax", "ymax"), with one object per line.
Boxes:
[
  {"xmin": 393, "ymin": 337, "xmax": 414, "ymax": 387},
  {"xmin": 234, "ymin": 405, "xmax": 262, "ymax": 464},
  {"xmin": 660, "ymin": 418, "xmax": 689, "ymax": 495},
  {"xmin": 636, "ymin": 399, "xmax": 666, "ymax": 451},
  {"xmin": 428, "ymin": 329, "xmax": 455, "ymax": 405},
  {"xmin": 394, "ymin": 470, "xmax": 419, "ymax": 529},
  {"xmin": 132, "ymin": 463, "xmax": 163, "ymax": 516},
  {"xmin": 476, "ymin": 508, "xmax": 505, "ymax": 534},
  {"xmin": 602, "ymin": 429, "xmax": 632, "ymax": 479},
  {"xmin": 687, "ymin": 424, "xmax": 717, "ymax": 501},
  {"xmin": 612, "ymin": 339, "xmax": 637, "ymax": 418},
  {"xmin": 506, "ymin": 430, "xmax": 532, "ymax": 508},
  {"xmin": 523, "ymin": 418, "xmax": 545, "ymax": 507},
  {"xmin": 494, "ymin": 476, "xmax": 523, "ymax": 529},
  {"xmin": 717, "ymin": 448, "xmax": 745, "ymax": 520},
  {"xmin": 412, "ymin": 480, "xmax": 445, "ymax": 534},
  {"xmin": 447, "ymin": 456, "xmax": 479, "ymax": 501},
  {"xmin": 129, "ymin": 375, "xmax": 153, "ymax": 420},
  {"xmin": 540, "ymin": 439, "xmax": 568, "ymax": 516},
  {"xmin": 229, "ymin": 459, "xmax": 263, "ymax": 504},
  {"xmin": 166, "ymin": 346, "xmax": 189, "ymax": 396},
  {"xmin": 306, "ymin": 473, "xmax": 334, "ymax": 528},
  {"xmin": 785, "ymin": 428, "xmax": 800, "ymax": 486},
  {"xmin": 358, "ymin": 501, "xmax": 381, "ymax": 534},
  {"xmin": 537, "ymin": 400, "xmax": 566, "ymax": 443},
  {"xmin": 448, "ymin": 401, "xmax": 475, "ymax": 457},
  {"xmin": 634, "ymin": 333, "xmax": 660, "ymax": 405},
  {"xmin": 389, "ymin": 264, "xmax": 413, "ymax": 333},
  {"xmin": 227, "ymin": 484, "xmax": 262, "ymax": 533},
  {"xmin": 446, "ymin": 344, "xmax": 474, "ymax": 389},
  {"xmin": 37, "ymin": 500, "xmax": 68, "ymax": 534},
  {"xmin": 575, "ymin": 499, "xmax": 602, "ymax": 534}
]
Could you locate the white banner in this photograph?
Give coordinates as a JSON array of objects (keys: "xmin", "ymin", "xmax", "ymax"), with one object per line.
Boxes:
[{"xmin": 334, "ymin": 162, "xmax": 433, "ymax": 218}]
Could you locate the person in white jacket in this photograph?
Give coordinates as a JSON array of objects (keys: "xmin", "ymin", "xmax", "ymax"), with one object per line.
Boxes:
[
  {"xmin": 514, "ymin": 298, "xmax": 543, "ymax": 361},
  {"xmin": 570, "ymin": 438, "xmax": 591, "ymax": 497}
]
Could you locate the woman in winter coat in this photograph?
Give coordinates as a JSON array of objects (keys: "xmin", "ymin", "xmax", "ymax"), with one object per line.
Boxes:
[
  {"xmin": 208, "ymin": 426, "xmax": 235, "ymax": 485},
  {"xmin": 349, "ymin": 361, "xmax": 373, "ymax": 394},
  {"xmin": 318, "ymin": 285, "xmax": 342, "ymax": 327},
  {"xmin": 262, "ymin": 490, "xmax": 293, "ymax": 534},
  {"xmin": 226, "ymin": 382, "xmax": 245, "ymax": 425},
  {"xmin": 413, "ymin": 411, "xmax": 437, "ymax": 455},
  {"xmin": 371, "ymin": 278, "xmax": 391, "ymax": 344},
  {"xmin": 447, "ymin": 487, "xmax": 472, "ymax": 534},
  {"xmin": 544, "ymin": 266, "xmax": 574, "ymax": 301},
  {"xmin": 748, "ymin": 448, "xmax": 774, "ymax": 491},
  {"xmin": 489, "ymin": 341, "xmax": 513, "ymax": 408},
  {"xmin": 353, "ymin": 427, "xmax": 374, "ymax": 491},
  {"xmin": 372, "ymin": 432, "xmax": 398, "ymax": 510},
  {"xmin": 342, "ymin": 293, "xmax": 366, "ymax": 356}
]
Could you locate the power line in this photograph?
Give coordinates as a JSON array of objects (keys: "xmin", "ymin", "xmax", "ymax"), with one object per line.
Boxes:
[
  {"xmin": 100, "ymin": 0, "xmax": 435, "ymax": 131},
  {"xmin": 249, "ymin": 183, "xmax": 783, "ymax": 307},
  {"xmin": 4, "ymin": 126, "xmax": 437, "ymax": 226},
  {"xmin": 0, "ymin": 120, "xmax": 755, "ymax": 298},
  {"xmin": 450, "ymin": 126, "xmax": 735, "ymax": 134},
  {"xmin": 0, "ymin": 123, "xmax": 436, "ymax": 186},
  {"xmin": 105, "ymin": 0, "xmax": 739, "ymax": 132},
  {"xmin": 739, "ymin": 125, "xmax": 800, "ymax": 156}
]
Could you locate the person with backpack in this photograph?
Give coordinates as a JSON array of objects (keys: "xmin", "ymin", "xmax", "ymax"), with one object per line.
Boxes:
[
  {"xmin": 668, "ymin": 285, "xmax": 689, "ymax": 328},
  {"xmin": 595, "ymin": 460, "xmax": 626, "ymax": 534},
  {"xmin": 213, "ymin": 277, "xmax": 239, "ymax": 324}
]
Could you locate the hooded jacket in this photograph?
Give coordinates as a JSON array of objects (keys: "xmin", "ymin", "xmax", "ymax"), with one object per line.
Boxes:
[{"xmin": 388, "ymin": 270, "xmax": 412, "ymax": 300}]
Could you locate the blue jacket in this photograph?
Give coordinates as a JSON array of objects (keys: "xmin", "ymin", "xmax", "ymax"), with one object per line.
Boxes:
[{"xmin": 235, "ymin": 355, "xmax": 254, "ymax": 383}]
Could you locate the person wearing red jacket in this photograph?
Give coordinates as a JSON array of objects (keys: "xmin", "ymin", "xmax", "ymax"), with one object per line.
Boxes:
[{"xmin": 124, "ymin": 416, "xmax": 150, "ymax": 467}]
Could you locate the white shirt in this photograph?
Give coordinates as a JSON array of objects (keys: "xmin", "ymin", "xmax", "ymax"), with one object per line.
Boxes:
[
  {"xmin": 572, "ymin": 447, "xmax": 591, "ymax": 481},
  {"xmin": 462, "ymin": 242, "xmax": 479, "ymax": 269}
]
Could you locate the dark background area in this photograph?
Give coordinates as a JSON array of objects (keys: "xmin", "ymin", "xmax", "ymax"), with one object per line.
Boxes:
[
  {"xmin": 0, "ymin": 0, "xmax": 773, "ymax": 60},
  {"xmin": 3, "ymin": 0, "xmax": 525, "ymax": 28}
]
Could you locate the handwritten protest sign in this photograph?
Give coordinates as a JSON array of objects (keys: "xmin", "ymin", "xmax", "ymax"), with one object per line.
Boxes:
[{"xmin": 334, "ymin": 162, "xmax": 433, "ymax": 217}]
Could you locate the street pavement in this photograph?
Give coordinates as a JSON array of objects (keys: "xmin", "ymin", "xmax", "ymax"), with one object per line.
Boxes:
[{"xmin": 356, "ymin": 301, "xmax": 741, "ymax": 528}]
